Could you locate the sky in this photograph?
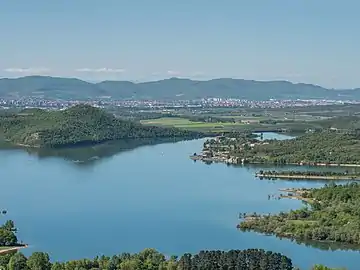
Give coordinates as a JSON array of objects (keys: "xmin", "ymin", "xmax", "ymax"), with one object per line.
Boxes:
[{"xmin": 0, "ymin": 0, "xmax": 360, "ymax": 88}]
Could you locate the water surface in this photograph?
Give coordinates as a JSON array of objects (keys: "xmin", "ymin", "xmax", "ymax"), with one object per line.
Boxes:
[{"xmin": 0, "ymin": 134, "xmax": 359, "ymax": 269}]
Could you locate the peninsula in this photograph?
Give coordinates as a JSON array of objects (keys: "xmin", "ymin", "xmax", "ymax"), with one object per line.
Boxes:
[
  {"xmin": 0, "ymin": 105, "xmax": 204, "ymax": 148},
  {"xmin": 192, "ymin": 131, "xmax": 360, "ymax": 166},
  {"xmin": 255, "ymin": 170, "xmax": 360, "ymax": 181},
  {"xmin": 238, "ymin": 182, "xmax": 360, "ymax": 246}
]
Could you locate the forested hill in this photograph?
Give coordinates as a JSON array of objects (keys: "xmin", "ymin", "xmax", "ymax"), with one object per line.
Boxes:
[
  {"xmin": 0, "ymin": 105, "xmax": 204, "ymax": 148},
  {"xmin": 245, "ymin": 131, "xmax": 360, "ymax": 165},
  {"xmin": 1, "ymin": 76, "xmax": 360, "ymax": 100}
]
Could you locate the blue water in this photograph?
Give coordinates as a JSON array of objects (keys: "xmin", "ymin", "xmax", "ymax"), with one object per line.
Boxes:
[{"xmin": 0, "ymin": 134, "xmax": 359, "ymax": 269}]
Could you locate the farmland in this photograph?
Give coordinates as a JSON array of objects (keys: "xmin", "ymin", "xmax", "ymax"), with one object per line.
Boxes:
[{"xmin": 140, "ymin": 117, "xmax": 244, "ymax": 132}]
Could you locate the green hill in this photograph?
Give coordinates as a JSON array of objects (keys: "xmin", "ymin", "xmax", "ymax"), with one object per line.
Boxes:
[
  {"xmin": 0, "ymin": 105, "xmax": 204, "ymax": 148},
  {"xmin": 2, "ymin": 76, "xmax": 360, "ymax": 100}
]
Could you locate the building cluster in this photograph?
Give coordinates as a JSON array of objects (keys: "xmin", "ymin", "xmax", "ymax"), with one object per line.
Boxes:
[{"xmin": 0, "ymin": 96, "xmax": 357, "ymax": 110}]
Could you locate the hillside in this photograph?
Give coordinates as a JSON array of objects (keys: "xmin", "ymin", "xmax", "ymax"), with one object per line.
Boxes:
[
  {"xmin": 247, "ymin": 131, "xmax": 360, "ymax": 165},
  {"xmin": 1, "ymin": 76, "xmax": 360, "ymax": 100},
  {"xmin": 0, "ymin": 105, "xmax": 204, "ymax": 148}
]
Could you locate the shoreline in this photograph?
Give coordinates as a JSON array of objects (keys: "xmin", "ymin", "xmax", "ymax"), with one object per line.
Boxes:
[
  {"xmin": 277, "ymin": 188, "xmax": 315, "ymax": 203},
  {"xmin": 190, "ymin": 155, "xmax": 360, "ymax": 168},
  {"xmin": 279, "ymin": 194, "xmax": 315, "ymax": 204},
  {"xmin": 255, "ymin": 174, "xmax": 360, "ymax": 181}
]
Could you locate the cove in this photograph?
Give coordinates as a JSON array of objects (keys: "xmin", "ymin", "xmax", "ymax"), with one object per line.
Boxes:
[{"xmin": 0, "ymin": 133, "xmax": 358, "ymax": 269}]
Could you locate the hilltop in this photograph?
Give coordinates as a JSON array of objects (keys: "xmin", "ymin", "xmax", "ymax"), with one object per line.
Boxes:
[
  {"xmin": 0, "ymin": 105, "xmax": 203, "ymax": 148},
  {"xmin": 1, "ymin": 76, "xmax": 360, "ymax": 100}
]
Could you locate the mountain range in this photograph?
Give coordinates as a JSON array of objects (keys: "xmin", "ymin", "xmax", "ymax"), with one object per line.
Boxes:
[{"xmin": 1, "ymin": 75, "xmax": 360, "ymax": 101}]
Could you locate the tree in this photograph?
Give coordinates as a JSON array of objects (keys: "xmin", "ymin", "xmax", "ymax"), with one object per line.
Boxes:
[
  {"xmin": 27, "ymin": 252, "xmax": 51, "ymax": 270},
  {"xmin": 0, "ymin": 228, "xmax": 17, "ymax": 246},
  {"xmin": 8, "ymin": 252, "xmax": 28, "ymax": 270},
  {"xmin": 50, "ymin": 262, "xmax": 65, "ymax": 270},
  {"xmin": 2, "ymin": 220, "xmax": 16, "ymax": 232},
  {"xmin": 119, "ymin": 259, "xmax": 140, "ymax": 270},
  {"xmin": 0, "ymin": 251, "xmax": 16, "ymax": 269}
]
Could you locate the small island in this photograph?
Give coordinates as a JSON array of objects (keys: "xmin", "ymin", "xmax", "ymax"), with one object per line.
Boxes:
[
  {"xmin": 192, "ymin": 131, "xmax": 360, "ymax": 166},
  {"xmin": 0, "ymin": 105, "xmax": 205, "ymax": 148},
  {"xmin": 255, "ymin": 170, "xmax": 360, "ymax": 180},
  {"xmin": 238, "ymin": 182, "xmax": 360, "ymax": 246}
]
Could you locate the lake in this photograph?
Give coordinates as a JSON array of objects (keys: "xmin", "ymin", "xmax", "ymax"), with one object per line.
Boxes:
[{"xmin": 0, "ymin": 133, "xmax": 359, "ymax": 269}]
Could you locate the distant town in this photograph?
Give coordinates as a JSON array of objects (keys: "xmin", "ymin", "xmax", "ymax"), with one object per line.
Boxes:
[{"xmin": 0, "ymin": 97, "xmax": 359, "ymax": 110}]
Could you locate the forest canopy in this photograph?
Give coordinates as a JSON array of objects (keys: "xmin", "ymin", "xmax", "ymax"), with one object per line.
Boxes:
[
  {"xmin": 0, "ymin": 105, "xmax": 204, "ymax": 148},
  {"xmin": 0, "ymin": 220, "xmax": 17, "ymax": 247},
  {"xmin": 247, "ymin": 132, "xmax": 360, "ymax": 164},
  {"xmin": 0, "ymin": 248, "xmax": 294, "ymax": 270}
]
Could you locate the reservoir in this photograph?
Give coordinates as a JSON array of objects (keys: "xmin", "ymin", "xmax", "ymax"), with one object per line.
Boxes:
[{"xmin": 0, "ymin": 133, "xmax": 359, "ymax": 269}]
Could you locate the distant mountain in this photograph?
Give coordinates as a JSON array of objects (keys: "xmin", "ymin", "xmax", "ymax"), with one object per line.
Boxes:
[{"xmin": 1, "ymin": 76, "xmax": 360, "ymax": 100}]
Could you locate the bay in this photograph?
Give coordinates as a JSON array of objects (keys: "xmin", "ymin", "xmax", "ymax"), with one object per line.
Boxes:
[{"xmin": 0, "ymin": 133, "xmax": 359, "ymax": 269}]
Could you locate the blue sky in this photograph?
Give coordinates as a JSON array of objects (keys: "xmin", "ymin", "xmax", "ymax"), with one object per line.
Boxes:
[{"xmin": 1, "ymin": 0, "xmax": 359, "ymax": 88}]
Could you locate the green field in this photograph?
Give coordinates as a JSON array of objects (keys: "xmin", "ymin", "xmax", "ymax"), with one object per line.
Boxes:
[
  {"xmin": 141, "ymin": 117, "xmax": 244, "ymax": 131},
  {"xmin": 140, "ymin": 116, "xmax": 322, "ymax": 133},
  {"xmin": 140, "ymin": 112, "xmax": 349, "ymax": 134}
]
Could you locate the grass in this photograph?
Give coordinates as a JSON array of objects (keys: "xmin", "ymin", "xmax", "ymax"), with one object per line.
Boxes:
[
  {"xmin": 140, "ymin": 116, "xmax": 328, "ymax": 133},
  {"xmin": 217, "ymin": 115, "xmax": 266, "ymax": 120},
  {"xmin": 140, "ymin": 117, "xmax": 244, "ymax": 130}
]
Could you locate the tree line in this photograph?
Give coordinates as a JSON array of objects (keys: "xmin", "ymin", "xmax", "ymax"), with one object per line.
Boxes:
[
  {"xmin": 0, "ymin": 248, "xmax": 295, "ymax": 270},
  {"xmin": 0, "ymin": 248, "xmax": 344, "ymax": 270},
  {"xmin": 257, "ymin": 170, "xmax": 359, "ymax": 177}
]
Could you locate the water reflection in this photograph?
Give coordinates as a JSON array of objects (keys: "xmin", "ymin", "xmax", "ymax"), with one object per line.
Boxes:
[
  {"xmin": 292, "ymin": 238, "xmax": 360, "ymax": 252},
  {"xmin": 19, "ymin": 138, "xmax": 188, "ymax": 165}
]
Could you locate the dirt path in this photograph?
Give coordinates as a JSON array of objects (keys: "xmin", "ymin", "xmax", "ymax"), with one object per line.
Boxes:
[{"xmin": 0, "ymin": 245, "xmax": 28, "ymax": 254}]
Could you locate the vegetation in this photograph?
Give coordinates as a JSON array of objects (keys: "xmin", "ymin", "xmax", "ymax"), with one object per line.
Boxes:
[
  {"xmin": 141, "ymin": 117, "xmax": 244, "ymax": 133},
  {"xmin": 0, "ymin": 105, "xmax": 204, "ymax": 148},
  {"xmin": 0, "ymin": 248, "xmax": 295, "ymax": 270},
  {"xmin": 239, "ymin": 182, "xmax": 360, "ymax": 246},
  {"xmin": 245, "ymin": 131, "xmax": 360, "ymax": 165},
  {"xmin": 0, "ymin": 220, "xmax": 18, "ymax": 247},
  {"xmin": 200, "ymin": 131, "xmax": 360, "ymax": 165},
  {"xmin": 110, "ymin": 104, "xmax": 360, "ymax": 134},
  {"xmin": 311, "ymin": 265, "xmax": 345, "ymax": 270}
]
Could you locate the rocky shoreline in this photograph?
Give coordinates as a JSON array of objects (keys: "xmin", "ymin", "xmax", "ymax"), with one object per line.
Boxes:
[{"xmin": 255, "ymin": 173, "xmax": 360, "ymax": 181}]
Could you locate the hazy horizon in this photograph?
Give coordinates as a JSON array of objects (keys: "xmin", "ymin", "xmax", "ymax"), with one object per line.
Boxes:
[{"xmin": 1, "ymin": 1, "xmax": 360, "ymax": 88}]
